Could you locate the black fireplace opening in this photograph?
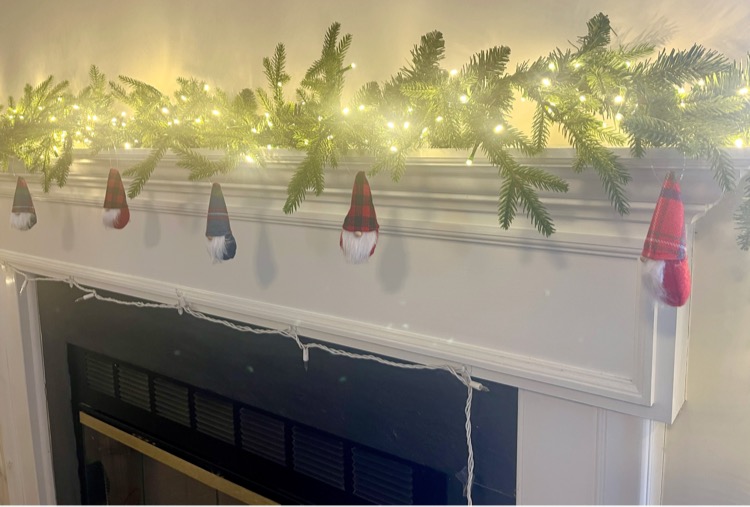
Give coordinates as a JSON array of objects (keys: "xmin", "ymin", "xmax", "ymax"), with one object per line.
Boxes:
[{"xmin": 38, "ymin": 281, "xmax": 518, "ymax": 505}]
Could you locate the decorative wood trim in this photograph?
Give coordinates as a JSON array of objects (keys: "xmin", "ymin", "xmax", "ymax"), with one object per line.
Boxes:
[{"xmin": 79, "ymin": 412, "xmax": 276, "ymax": 505}]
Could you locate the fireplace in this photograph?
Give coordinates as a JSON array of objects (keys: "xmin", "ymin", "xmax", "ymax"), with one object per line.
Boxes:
[{"xmin": 38, "ymin": 281, "xmax": 518, "ymax": 505}]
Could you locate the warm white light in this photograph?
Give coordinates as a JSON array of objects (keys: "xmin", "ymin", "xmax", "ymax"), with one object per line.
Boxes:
[
  {"xmin": 251, "ymin": 128, "xmax": 258, "ymax": 133},
  {"xmin": 73, "ymin": 104, "xmax": 80, "ymax": 110},
  {"xmin": 317, "ymin": 115, "xmax": 323, "ymax": 121},
  {"xmin": 403, "ymin": 121, "xmax": 410, "ymax": 129},
  {"xmin": 194, "ymin": 118, "xmax": 202, "ymax": 123},
  {"xmin": 161, "ymin": 107, "xmax": 169, "ymax": 114},
  {"xmin": 245, "ymin": 155, "xmax": 254, "ymax": 162},
  {"xmin": 450, "ymin": 69, "xmax": 458, "ymax": 76},
  {"xmin": 459, "ymin": 94, "xmax": 469, "ymax": 103},
  {"xmin": 124, "ymin": 142, "xmax": 132, "ymax": 149},
  {"xmin": 180, "ymin": 95, "xmax": 187, "ymax": 101},
  {"xmin": 303, "ymin": 139, "xmax": 309, "ymax": 145},
  {"xmin": 327, "ymin": 134, "xmax": 334, "ymax": 140},
  {"xmin": 494, "ymin": 124, "xmax": 504, "ymax": 133},
  {"xmin": 615, "ymin": 113, "xmax": 623, "ymax": 121},
  {"xmin": 92, "ymin": 115, "xmax": 98, "ymax": 121},
  {"xmin": 677, "ymin": 87, "xmax": 686, "ymax": 95},
  {"xmin": 465, "ymin": 159, "xmax": 473, "ymax": 166},
  {"xmin": 358, "ymin": 104, "xmax": 365, "ymax": 111},
  {"xmin": 602, "ymin": 121, "xmax": 608, "ymax": 128},
  {"xmin": 49, "ymin": 116, "xmax": 57, "ymax": 122},
  {"xmin": 541, "ymin": 78, "xmax": 551, "ymax": 87},
  {"xmin": 173, "ymin": 118, "xmax": 180, "ymax": 124},
  {"xmin": 212, "ymin": 109, "xmax": 220, "ymax": 116},
  {"xmin": 625, "ymin": 61, "xmax": 631, "ymax": 68},
  {"xmin": 436, "ymin": 116, "xmax": 444, "ymax": 122},
  {"xmin": 277, "ymin": 81, "xmax": 283, "ymax": 87},
  {"xmin": 387, "ymin": 121, "xmax": 395, "ymax": 129},
  {"xmin": 614, "ymin": 95, "xmax": 624, "ymax": 104},
  {"xmin": 121, "ymin": 111, "xmax": 127, "ymax": 117},
  {"xmin": 342, "ymin": 107, "xmax": 350, "ymax": 115},
  {"xmin": 573, "ymin": 62, "xmax": 582, "ymax": 69},
  {"xmin": 679, "ymin": 101, "xmax": 686, "ymax": 108},
  {"xmin": 735, "ymin": 138, "xmax": 744, "ymax": 148},
  {"xmin": 407, "ymin": 107, "xmax": 413, "ymax": 113},
  {"xmin": 739, "ymin": 87, "xmax": 749, "ymax": 95},
  {"xmin": 390, "ymin": 145, "xmax": 398, "ymax": 153},
  {"xmin": 267, "ymin": 121, "xmax": 273, "ymax": 127},
  {"xmin": 350, "ymin": 63, "xmax": 357, "ymax": 69},
  {"xmin": 548, "ymin": 62, "xmax": 556, "ymax": 71},
  {"xmin": 421, "ymin": 127, "xmax": 428, "ymax": 134},
  {"xmin": 697, "ymin": 79, "xmax": 706, "ymax": 87},
  {"xmin": 266, "ymin": 144, "xmax": 273, "ymax": 150},
  {"xmin": 203, "ymin": 84, "xmax": 210, "ymax": 91},
  {"xmin": 579, "ymin": 95, "xmax": 586, "ymax": 102}
]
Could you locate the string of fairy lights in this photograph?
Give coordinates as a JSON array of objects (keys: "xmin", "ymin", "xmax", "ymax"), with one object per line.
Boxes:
[{"xmin": 0, "ymin": 260, "xmax": 487, "ymax": 504}]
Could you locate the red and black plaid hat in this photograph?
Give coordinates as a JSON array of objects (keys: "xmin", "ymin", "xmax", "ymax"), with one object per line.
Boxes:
[
  {"xmin": 103, "ymin": 169, "xmax": 129, "ymax": 210},
  {"xmin": 12, "ymin": 177, "xmax": 35, "ymax": 214},
  {"xmin": 206, "ymin": 183, "xmax": 232, "ymax": 237},
  {"xmin": 642, "ymin": 172, "xmax": 686, "ymax": 261},
  {"xmin": 342, "ymin": 171, "xmax": 379, "ymax": 232}
]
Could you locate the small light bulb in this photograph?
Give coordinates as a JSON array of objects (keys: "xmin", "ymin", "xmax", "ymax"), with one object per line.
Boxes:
[
  {"xmin": 407, "ymin": 107, "xmax": 413, "ymax": 113},
  {"xmin": 739, "ymin": 87, "xmax": 749, "ymax": 95},
  {"xmin": 49, "ymin": 116, "xmax": 56, "ymax": 122},
  {"xmin": 677, "ymin": 86, "xmax": 686, "ymax": 95},
  {"xmin": 350, "ymin": 63, "xmax": 357, "ymax": 69},
  {"xmin": 92, "ymin": 115, "xmax": 98, "ymax": 121},
  {"xmin": 180, "ymin": 95, "xmax": 187, "ymax": 101},
  {"xmin": 573, "ymin": 62, "xmax": 582, "ymax": 69},
  {"xmin": 697, "ymin": 79, "xmax": 706, "ymax": 87},
  {"xmin": 450, "ymin": 69, "xmax": 458, "ymax": 76},
  {"xmin": 579, "ymin": 95, "xmax": 586, "ymax": 102},
  {"xmin": 548, "ymin": 62, "xmax": 556, "ymax": 71},
  {"xmin": 520, "ymin": 97, "xmax": 526, "ymax": 102},
  {"xmin": 73, "ymin": 104, "xmax": 80, "ymax": 110},
  {"xmin": 679, "ymin": 101, "xmax": 686, "ymax": 108},
  {"xmin": 421, "ymin": 127, "xmax": 428, "ymax": 134},
  {"xmin": 358, "ymin": 104, "xmax": 365, "ymax": 111},
  {"xmin": 327, "ymin": 134, "xmax": 334, "ymax": 140},
  {"xmin": 465, "ymin": 159, "xmax": 473, "ymax": 166},
  {"xmin": 625, "ymin": 61, "xmax": 631, "ymax": 68},
  {"xmin": 541, "ymin": 78, "xmax": 551, "ymax": 87},
  {"xmin": 266, "ymin": 144, "xmax": 272, "ymax": 150},
  {"xmin": 342, "ymin": 107, "xmax": 350, "ymax": 115},
  {"xmin": 124, "ymin": 142, "xmax": 132, "ymax": 149},
  {"xmin": 390, "ymin": 145, "xmax": 398, "ymax": 153},
  {"xmin": 203, "ymin": 84, "xmax": 210, "ymax": 91},
  {"xmin": 387, "ymin": 121, "xmax": 395, "ymax": 129},
  {"xmin": 161, "ymin": 107, "xmax": 169, "ymax": 114},
  {"xmin": 121, "ymin": 111, "xmax": 127, "ymax": 117},
  {"xmin": 615, "ymin": 113, "xmax": 623, "ymax": 121},
  {"xmin": 303, "ymin": 139, "xmax": 309, "ymax": 145},
  {"xmin": 614, "ymin": 95, "xmax": 624, "ymax": 104},
  {"xmin": 251, "ymin": 127, "xmax": 258, "ymax": 133},
  {"xmin": 245, "ymin": 155, "xmax": 254, "ymax": 162},
  {"xmin": 212, "ymin": 109, "xmax": 220, "ymax": 116},
  {"xmin": 436, "ymin": 116, "xmax": 444, "ymax": 122},
  {"xmin": 194, "ymin": 118, "xmax": 202, "ymax": 123},
  {"xmin": 602, "ymin": 121, "xmax": 608, "ymax": 128},
  {"xmin": 494, "ymin": 124, "xmax": 503, "ymax": 133},
  {"xmin": 277, "ymin": 81, "xmax": 283, "ymax": 87},
  {"xmin": 403, "ymin": 121, "xmax": 410, "ymax": 129},
  {"xmin": 173, "ymin": 118, "xmax": 180, "ymax": 124},
  {"xmin": 57, "ymin": 96, "xmax": 63, "ymax": 102},
  {"xmin": 111, "ymin": 117, "xmax": 117, "ymax": 123},
  {"xmin": 459, "ymin": 94, "xmax": 469, "ymax": 103},
  {"xmin": 735, "ymin": 138, "xmax": 744, "ymax": 148},
  {"xmin": 317, "ymin": 115, "xmax": 323, "ymax": 122}
]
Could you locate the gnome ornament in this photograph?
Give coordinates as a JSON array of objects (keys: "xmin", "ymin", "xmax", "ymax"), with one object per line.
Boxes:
[
  {"xmin": 206, "ymin": 182, "xmax": 237, "ymax": 262},
  {"xmin": 641, "ymin": 171, "xmax": 691, "ymax": 307},
  {"xmin": 10, "ymin": 177, "xmax": 37, "ymax": 230},
  {"xmin": 102, "ymin": 169, "xmax": 130, "ymax": 229},
  {"xmin": 340, "ymin": 171, "xmax": 379, "ymax": 263}
]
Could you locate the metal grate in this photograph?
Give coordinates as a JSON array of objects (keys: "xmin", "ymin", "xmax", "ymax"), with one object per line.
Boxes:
[
  {"xmin": 194, "ymin": 392, "xmax": 236, "ymax": 445},
  {"xmin": 85, "ymin": 355, "xmax": 115, "ymax": 397},
  {"xmin": 292, "ymin": 426, "xmax": 345, "ymax": 490},
  {"xmin": 117, "ymin": 366, "xmax": 151, "ymax": 412},
  {"xmin": 240, "ymin": 408, "xmax": 287, "ymax": 465},
  {"xmin": 153, "ymin": 378, "xmax": 190, "ymax": 427},
  {"xmin": 352, "ymin": 447, "xmax": 414, "ymax": 505}
]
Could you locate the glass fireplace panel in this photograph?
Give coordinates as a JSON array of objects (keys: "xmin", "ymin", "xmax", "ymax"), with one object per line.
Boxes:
[{"xmin": 80, "ymin": 414, "xmax": 271, "ymax": 505}]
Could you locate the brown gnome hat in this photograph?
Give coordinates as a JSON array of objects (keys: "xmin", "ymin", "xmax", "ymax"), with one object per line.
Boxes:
[{"xmin": 102, "ymin": 168, "xmax": 130, "ymax": 229}]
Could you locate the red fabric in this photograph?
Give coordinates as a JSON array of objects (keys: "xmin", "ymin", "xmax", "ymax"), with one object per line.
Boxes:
[
  {"xmin": 12, "ymin": 177, "xmax": 35, "ymax": 213},
  {"xmin": 642, "ymin": 172, "xmax": 686, "ymax": 261},
  {"xmin": 112, "ymin": 208, "xmax": 130, "ymax": 230},
  {"xmin": 662, "ymin": 258, "xmax": 691, "ymax": 307},
  {"xmin": 342, "ymin": 171, "xmax": 379, "ymax": 232},
  {"xmin": 103, "ymin": 169, "xmax": 129, "ymax": 210}
]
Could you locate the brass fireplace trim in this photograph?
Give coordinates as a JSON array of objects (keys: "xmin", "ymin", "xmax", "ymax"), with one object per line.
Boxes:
[{"xmin": 79, "ymin": 411, "xmax": 276, "ymax": 505}]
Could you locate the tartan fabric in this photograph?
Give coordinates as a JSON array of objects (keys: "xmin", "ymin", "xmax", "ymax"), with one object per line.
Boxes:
[
  {"xmin": 342, "ymin": 171, "xmax": 379, "ymax": 232},
  {"xmin": 206, "ymin": 182, "xmax": 232, "ymax": 237},
  {"xmin": 103, "ymin": 169, "xmax": 129, "ymax": 210},
  {"xmin": 12, "ymin": 177, "xmax": 35, "ymax": 213},
  {"xmin": 642, "ymin": 172, "xmax": 686, "ymax": 261},
  {"xmin": 662, "ymin": 258, "xmax": 691, "ymax": 307}
]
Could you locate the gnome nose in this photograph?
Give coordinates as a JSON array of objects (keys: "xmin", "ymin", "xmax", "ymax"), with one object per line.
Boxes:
[{"xmin": 354, "ymin": 231, "xmax": 363, "ymax": 238}]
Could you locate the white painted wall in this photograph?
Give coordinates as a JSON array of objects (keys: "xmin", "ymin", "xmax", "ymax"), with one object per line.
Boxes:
[{"xmin": 661, "ymin": 191, "xmax": 750, "ymax": 504}]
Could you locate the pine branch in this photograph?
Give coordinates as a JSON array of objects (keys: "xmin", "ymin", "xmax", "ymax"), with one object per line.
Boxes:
[
  {"xmin": 123, "ymin": 145, "xmax": 168, "ymax": 198},
  {"xmin": 176, "ymin": 147, "xmax": 240, "ymax": 181},
  {"xmin": 735, "ymin": 176, "xmax": 750, "ymax": 251},
  {"xmin": 283, "ymin": 147, "xmax": 326, "ymax": 214}
]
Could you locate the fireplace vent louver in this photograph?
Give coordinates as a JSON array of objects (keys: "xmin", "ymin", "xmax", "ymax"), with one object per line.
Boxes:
[
  {"xmin": 292, "ymin": 426, "xmax": 346, "ymax": 490},
  {"xmin": 84, "ymin": 355, "xmax": 115, "ymax": 397},
  {"xmin": 352, "ymin": 447, "xmax": 415, "ymax": 505},
  {"xmin": 240, "ymin": 408, "xmax": 287, "ymax": 465},
  {"xmin": 194, "ymin": 392, "xmax": 236, "ymax": 445},
  {"xmin": 153, "ymin": 378, "xmax": 191, "ymax": 427},
  {"xmin": 116, "ymin": 366, "xmax": 151, "ymax": 412}
]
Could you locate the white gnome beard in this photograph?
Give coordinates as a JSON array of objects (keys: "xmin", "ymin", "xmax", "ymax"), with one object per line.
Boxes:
[
  {"xmin": 642, "ymin": 258, "xmax": 666, "ymax": 303},
  {"xmin": 102, "ymin": 208, "xmax": 122, "ymax": 228},
  {"xmin": 207, "ymin": 236, "xmax": 228, "ymax": 263},
  {"xmin": 10, "ymin": 212, "xmax": 35, "ymax": 230},
  {"xmin": 341, "ymin": 230, "xmax": 378, "ymax": 264}
]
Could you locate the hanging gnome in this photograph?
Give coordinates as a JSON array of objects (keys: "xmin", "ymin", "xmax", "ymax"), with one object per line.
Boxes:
[
  {"xmin": 340, "ymin": 171, "xmax": 379, "ymax": 263},
  {"xmin": 206, "ymin": 182, "xmax": 237, "ymax": 262},
  {"xmin": 102, "ymin": 169, "xmax": 130, "ymax": 229},
  {"xmin": 10, "ymin": 177, "xmax": 37, "ymax": 230},
  {"xmin": 641, "ymin": 171, "xmax": 691, "ymax": 307}
]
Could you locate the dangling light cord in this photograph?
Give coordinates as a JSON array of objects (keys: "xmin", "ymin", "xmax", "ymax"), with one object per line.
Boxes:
[{"xmin": 1, "ymin": 262, "xmax": 486, "ymax": 505}]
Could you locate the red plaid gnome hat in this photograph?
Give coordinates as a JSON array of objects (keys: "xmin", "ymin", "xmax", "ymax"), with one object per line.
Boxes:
[
  {"xmin": 340, "ymin": 171, "xmax": 379, "ymax": 263},
  {"xmin": 10, "ymin": 177, "xmax": 37, "ymax": 230},
  {"xmin": 641, "ymin": 172, "xmax": 691, "ymax": 307},
  {"xmin": 102, "ymin": 169, "xmax": 130, "ymax": 229}
]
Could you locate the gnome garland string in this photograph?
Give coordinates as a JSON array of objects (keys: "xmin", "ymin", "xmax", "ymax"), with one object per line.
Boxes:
[
  {"xmin": 641, "ymin": 172, "xmax": 691, "ymax": 307},
  {"xmin": 340, "ymin": 171, "xmax": 379, "ymax": 264},
  {"xmin": 10, "ymin": 177, "xmax": 37, "ymax": 231},
  {"xmin": 102, "ymin": 169, "xmax": 130, "ymax": 230},
  {"xmin": 206, "ymin": 182, "xmax": 237, "ymax": 262}
]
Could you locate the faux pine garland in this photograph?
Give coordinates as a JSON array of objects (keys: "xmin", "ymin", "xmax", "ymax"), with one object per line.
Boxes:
[{"xmin": 1, "ymin": 14, "xmax": 749, "ymax": 247}]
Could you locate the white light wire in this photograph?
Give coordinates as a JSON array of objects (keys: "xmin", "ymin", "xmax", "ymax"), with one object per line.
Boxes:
[{"xmin": 1, "ymin": 262, "xmax": 486, "ymax": 505}]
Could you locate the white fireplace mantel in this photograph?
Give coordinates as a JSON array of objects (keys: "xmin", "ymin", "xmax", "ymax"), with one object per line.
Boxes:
[{"xmin": 0, "ymin": 148, "xmax": 744, "ymax": 504}]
